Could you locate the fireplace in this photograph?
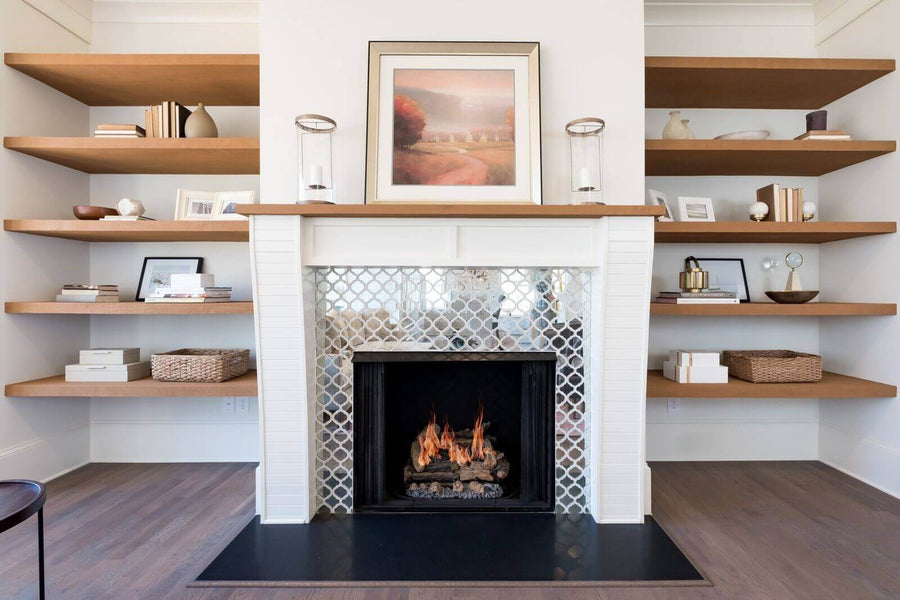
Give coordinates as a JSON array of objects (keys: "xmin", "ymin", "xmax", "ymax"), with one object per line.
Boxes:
[{"xmin": 353, "ymin": 351, "xmax": 556, "ymax": 512}]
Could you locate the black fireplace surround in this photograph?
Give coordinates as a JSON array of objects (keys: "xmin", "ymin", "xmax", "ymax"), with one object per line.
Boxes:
[{"xmin": 352, "ymin": 351, "xmax": 556, "ymax": 512}]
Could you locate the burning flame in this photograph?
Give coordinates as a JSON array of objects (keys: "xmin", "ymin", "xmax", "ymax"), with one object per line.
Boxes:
[
  {"xmin": 471, "ymin": 399, "xmax": 485, "ymax": 461},
  {"xmin": 439, "ymin": 416, "xmax": 454, "ymax": 450},
  {"xmin": 449, "ymin": 440, "xmax": 471, "ymax": 465},
  {"xmin": 416, "ymin": 409, "xmax": 441, "ymax": 469}
]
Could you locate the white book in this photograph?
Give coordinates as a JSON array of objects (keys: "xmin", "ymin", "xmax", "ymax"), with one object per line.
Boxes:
[
  {"xmin": 655, "ymin": 298, "xmax": 740, "ymax": 304},
  {"xmin": 663, "ymin": 361, "xmax": 728, "ymax": 383},
  {"xmin": 65, "ymin": 361, "xmax": 151, "ymax": 382},
  {"xmin": 56, "ymin": 294, "xmax": 119, "ymax": 303},
  {"xmin": 170, "ymin": 273, "xmax": 215, "ymax": 289}
]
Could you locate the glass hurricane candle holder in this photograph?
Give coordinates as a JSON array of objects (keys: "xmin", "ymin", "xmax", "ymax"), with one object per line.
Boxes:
[
  {"xmin": 566, "ymin": 117, "xmax": 605, "ymax": 205},
  {"xmin": 296, "ymin": 114, "xmax": 336, "ymax": 204}
]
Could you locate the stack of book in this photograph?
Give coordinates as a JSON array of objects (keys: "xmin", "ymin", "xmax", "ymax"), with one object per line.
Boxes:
[
  {"xmin": 56, "ymin": 284, "xmax": 119, "ymax": 303},
  {"xmin": 146, "ymin": 274, "xmax": 231, "ymax": 303},
  {"xmin": 144, "ymin": 101, "xmax": 192, "ymax": 138},
  {"xmin": 794, "ymin": 130, "xmax": 852, "ymax": 141},
  {"xmin": 663, "ymin": 350, "xmax": 728, "ymax": 384},
  {"xmin": 756, "ymin": 184, "xmax": 806, "ymax": 222},
  {"xmin": 93, "ymin": 124, "xmax": 145, "ymax": 138},
  {"xmin": 654, "ymin": 291, "xmax": 738, "ymax": 304},
  {"xmin": 100, "ymin": 215, "xmax": 156, "ymax": 222},
  {"xmin": 65, "ymin": 348, "xmax": 150, "ymax": 383}
]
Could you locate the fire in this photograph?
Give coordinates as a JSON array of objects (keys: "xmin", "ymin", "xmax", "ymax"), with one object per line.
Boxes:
[
  {"xmin": 415, "ymin": 410, "xmax": 441, "ymax": 469},
  {"xmin": 439, "ymin": 416, "xmax": 454, "ymax": 450},
  {"xmin": 470, "ymin": 399, "xmax": 485, "ymax": 461},
  {"xmin": 449, "ymin": 440, "xmax": 470, "ymax": 465}
]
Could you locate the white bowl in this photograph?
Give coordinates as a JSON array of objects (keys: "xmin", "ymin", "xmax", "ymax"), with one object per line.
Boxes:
[{"xmin": 714, "ymin": 129, "xmax": 771, "ymax": 140}]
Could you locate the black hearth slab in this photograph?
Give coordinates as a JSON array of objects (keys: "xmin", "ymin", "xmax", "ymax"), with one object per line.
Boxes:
[{"xmin": 194, "ymin": 514, "xmax": 706, "ymax": 586}]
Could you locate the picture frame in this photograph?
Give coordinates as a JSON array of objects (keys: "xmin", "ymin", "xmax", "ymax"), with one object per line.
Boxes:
[
  {"xmin": 647, "ymin": 188, "xmax": 674, "ymax": 222},
  {"xmin": 695, "ymin": 258, "xmax": 750, "ymax": 302},
  {"xmin": 365, "ymin": 41, "xmax": 542, "ymax": 205},
  {"xmin": 677, "ymin": 196, "xmax": 716, "ymax": 222},
  {"xmin": 135, "ymin": 257, "xmax": 203, "ymax": 301},
  {"xmin": 175, "ymin": 189, "xmax": 257, "ymax": 220}
]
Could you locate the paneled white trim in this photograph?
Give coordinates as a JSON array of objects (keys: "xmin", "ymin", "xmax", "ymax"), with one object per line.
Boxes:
[
  {"xmin": 645, "ymin": 2, "xmax": 814, "ymax": 27},
  {"xmin": 92, "ymin": 1, "xmax": 259, "ymax": 24},
  {"xmin": 814, "ymin": 0, "xmax": 883, "ymax": 43},
  {"xmin": 22, "ymin": 0, "xmax": 92, "ymax": 42},
  {"xmin": 820, "ymin": 423, "xmax": 900, "ymax": 498},
  {"xmin": 0, "ymin": 424, "xmax": 91, "ymax": 481}
]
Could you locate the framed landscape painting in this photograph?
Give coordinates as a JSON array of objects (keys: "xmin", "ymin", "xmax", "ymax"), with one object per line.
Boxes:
[{"xmin": 366, "ymin": 41, "xmax": 542, "ymax": 205}]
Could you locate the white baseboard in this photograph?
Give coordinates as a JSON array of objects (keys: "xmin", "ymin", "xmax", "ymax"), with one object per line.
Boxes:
[
  {"xmin": 647, "ymin": 421, "xmax": 818, "ymax": 461},
  {"xmin": 819, "ymin": 423, "xmax": 900, "ymax": 499},
  {"xmin": 90, "ymin": 421, "xmax": 259, "ymax": 462},
  {"xmin": 0, "ymin": 424, "xmax": 90, "ymax": 481}
]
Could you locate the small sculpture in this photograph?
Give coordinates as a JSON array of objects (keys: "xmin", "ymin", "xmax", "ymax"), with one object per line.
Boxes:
[
  {"xmin": 749, "ymin": 201, "xmax": 770, "ymax": 222},
  {"xmin": 802, "ymin": 201, "xmax": 817, "ymax": 222},
  {"xmin": 662, "ymin": 111, "xmax": 694, "ymax": 139},
  {"xmin": 117, "ymin": 197, "xmax": 144, "ymax": 217}
]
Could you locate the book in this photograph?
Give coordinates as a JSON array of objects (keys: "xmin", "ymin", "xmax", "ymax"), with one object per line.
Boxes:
[
  {"xmin": 94, "ymin": 133, "xmax": 145, "ymax": 138},
  {"xmin": 170, "ymin": 273, "xmax": 215, "ymax": 289},
  {"xmin": 63, "ymin": 284, "xmax": 118, "ymax": 291},
  {"xmin": 668, "ymin": 350, "xmax": 721, "ymax": 367},
  {"xmin": 756, "ymin": 183, "xmax": 780, "ymax": 222},
  {"xmin": 151, "ymin": 105, "xmax": 159, "ymax": 138},
  {"xmin": 56, "ymin": 294, "xmax": 119, "ymax": 303},
  {"xmin": 787, "ymin": 188, "xmax": 795, "ymax": 222},
  {"xmin": 654, "ymin": 297, "xmax": 740, "ymax": 304},
  {"xmin": 60, "ymin": 289, "xmax": 118, "ymax": 296},
  {"xmin": 658, "ymin": 291, "xmax": 736, "ymax": 298},
  {"xmin": 145, "ymin": 109, "xmax": 153, "ymax": 138},
  {"xmin": 144, "ymin": 297, "xmax": 230, "ymax": 303},
  {"xmin": 96, "ymin": 124, "xmax": 146, "ymax": 133},
  {"xmin": 794, "ymin": 130, "xmax": 852, "ymax": 140},
  {"xmin": 100, "ymin": 215, "xmax": 157, "ymax": 221}
]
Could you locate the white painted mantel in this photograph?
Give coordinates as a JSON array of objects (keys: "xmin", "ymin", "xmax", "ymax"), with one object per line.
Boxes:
[{"xmin": 242, "ymin": 204, "xmax": 661, "ymax": 525}]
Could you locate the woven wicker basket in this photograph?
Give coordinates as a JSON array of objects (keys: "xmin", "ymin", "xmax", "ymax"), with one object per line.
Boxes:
[
  {"xmin": 151, "ymin": 349, "xmax": 249, "ymax": 383},
  {"xmin": 723, "ymin": 350, "xmax": 822, "ymax": 383}
]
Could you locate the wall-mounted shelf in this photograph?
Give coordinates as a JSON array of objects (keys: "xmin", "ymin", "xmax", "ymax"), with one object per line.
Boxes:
[
  {"xmin": 3, "ymin": 137, "xmax": 259, "ymax": 174},
  {"xmin": 5, "ymin": 301, "xmax": 254, "ymax": 315},
  {"xmin": 4, "ymin": 219, "xmax": 249, "ymax": 242},
  {"xmin": 645, "ymin": 56, "xmax": 895, "ymax": 109},
  {"xmin": 647, "ymin": 370, "xmax": 896, "ymax": 399},
  {"xmin": 645, "ymin": 139, "xmax": 895, "ymax": 176},
  {"xmin": 651, "ymin": 302, "xmax": 896, "ymax": 317},
  {"xmin": 238, "ymin": 203, "xmax": 666, "ymax": 218},
  {"xmin": 655, "ymin": 221, "xmax": 896, "ymax": 244},
  {"xmin": 5, "ymin": 371, "xmax": 258, "ymax": 398},
  {"xmin": 4, "ymin": 53, "xmax": 259, "ymax": 106}
]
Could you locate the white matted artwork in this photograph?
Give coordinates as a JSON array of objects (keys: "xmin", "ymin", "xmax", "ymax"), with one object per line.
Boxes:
[
  {"xmin": 677, "ymin": 196, "xmax": 715, "ymax": 222},
  {"xmin": 647, "ymin": 189, "xmax": 674, "ymax": 222},
  {"xmin": 176, "ymin": 189, "xmax": 256, "ymax": 220}
]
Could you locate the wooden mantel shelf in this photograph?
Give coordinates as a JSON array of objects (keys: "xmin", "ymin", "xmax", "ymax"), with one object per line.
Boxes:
[{"xmin": 236, "ymin": 204, "xmax": 665, "ymax": 218}]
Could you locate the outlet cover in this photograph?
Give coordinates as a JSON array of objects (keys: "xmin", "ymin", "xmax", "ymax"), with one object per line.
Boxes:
[
  {"xmin": 667, "ymin": 398, "xmax": 680, "ymax": 413},
  {"xmin": 223, "ymin": 398, "xmax": 235, "ymax": 414},
  {"xmin": 237, "ymin": 398, "xmax": 250, "ymax": 414}
]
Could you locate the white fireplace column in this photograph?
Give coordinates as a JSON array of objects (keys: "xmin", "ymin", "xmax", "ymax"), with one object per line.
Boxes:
[{"xmin": 245, "ymin": 208, "xmax": 656, "ymax": 525}]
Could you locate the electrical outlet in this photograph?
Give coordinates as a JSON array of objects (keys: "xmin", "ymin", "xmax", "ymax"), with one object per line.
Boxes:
[
  {"xmin": 667, "ymin": 398, "xmax": 681, "ymax": 413},
  {"xmin": 237, "ymin": 398, "xmax": 250, "ymax": 414},
  {"xmin": 223, "ymin": 398, "xmax": 235, "ymax": 414}
]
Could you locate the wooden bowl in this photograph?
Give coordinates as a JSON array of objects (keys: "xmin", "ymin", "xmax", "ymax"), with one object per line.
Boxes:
[
  {"xmin": 765, "ymin": 290, "xmax": 820, "ymax": 304},
  {"xmin": 73, "ymin": 205, "xmax": 118, "ymax": 220}
]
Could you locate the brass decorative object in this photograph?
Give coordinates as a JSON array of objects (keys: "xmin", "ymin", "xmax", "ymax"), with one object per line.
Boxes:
[{"xmin": 679, "ymin": 256, "xmax": 709, "ymax": 293}]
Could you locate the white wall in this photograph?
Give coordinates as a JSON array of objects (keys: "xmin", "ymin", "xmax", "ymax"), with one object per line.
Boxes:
[
  {"xmin": 260, "ymin": 0, "xmax": 646, "ymax": 206},
  {"xmin": 86, "ymin": 3, "xmax": 260, "ymax": 462},
  {"xmin": 645, "ymin": 3, "xmax": 821, "ymax": 461},
  {"xmin": 816, "ymin": 0, "xmax": 900, "ymax": 497},
  {"xmin": 1, "ymin": 0, "xmax": 92, "ymax": 480}
]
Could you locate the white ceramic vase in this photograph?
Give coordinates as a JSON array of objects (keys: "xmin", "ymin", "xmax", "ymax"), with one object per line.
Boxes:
[
  {"xmin": 185, "ymin": 103, "xmax": 218, "ymax": 138},
  {"xmin": 662, "ymin": 111, "xmax": 693, "ymax": 139}
]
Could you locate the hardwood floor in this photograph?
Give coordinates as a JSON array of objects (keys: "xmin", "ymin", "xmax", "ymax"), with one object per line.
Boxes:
[{"xmin": 1, "ymin": 461, "xmax": 898, "ymax": 599}]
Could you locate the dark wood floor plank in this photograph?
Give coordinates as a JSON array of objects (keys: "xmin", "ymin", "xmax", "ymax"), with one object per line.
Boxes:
[{"xmin": 1, "ymin": 461, "xmax": 898, "ymax": 600}]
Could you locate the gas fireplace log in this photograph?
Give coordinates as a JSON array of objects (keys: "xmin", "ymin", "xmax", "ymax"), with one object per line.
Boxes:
[
  {"xmin": 403, "ymin": 465, "xmax": 458, "ymax": 484},
  {"xmin": 422, "ymin": 458, "xmax": 458, "ymax": 473}
]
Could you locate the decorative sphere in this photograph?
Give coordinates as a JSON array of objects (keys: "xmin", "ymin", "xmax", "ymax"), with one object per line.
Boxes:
[
  {"xmin": 749, "ymin": 201, "xmax": 769, "ymax": 222},
  {"xmin": 117, "ymin": 197, "xmax": 144, "ymax": 217},
  {"xmin": 802, "ymin": 201, "xmax": 816, "ymax": 217}
]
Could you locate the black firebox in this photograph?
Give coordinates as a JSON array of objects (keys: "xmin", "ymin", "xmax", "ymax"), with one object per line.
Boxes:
[{"xmin": 352, "ymin": 351, "xmax": 556, "ymax": 512}]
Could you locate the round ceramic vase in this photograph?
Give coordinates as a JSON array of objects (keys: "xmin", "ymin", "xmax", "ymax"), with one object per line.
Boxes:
[{"xmin": 185, "ymin": 103, "xmax": 219, "ymax": 138}]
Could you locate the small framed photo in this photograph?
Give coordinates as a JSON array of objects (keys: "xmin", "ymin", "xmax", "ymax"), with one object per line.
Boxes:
[
  {"xmin": 214, "ymin": 190, "xmax": 256, "ymax": 220},
  {"xmin": 677, "ymin": 196, "xmax": 716, "ymax": 222},
  {"xmin": 647, "ymin": 189, "xmax": 674, "ymax": 222},
  {"xmin": 695, "ymin": 258, "xmax": 750, "ymax": 302},
  {"xmin": 175, "ymin": 189, "xmax": 216, "ymax": 220},
  {"xmin": 136, "ymin": 257, "xmax": 203, "ymax": 301}
]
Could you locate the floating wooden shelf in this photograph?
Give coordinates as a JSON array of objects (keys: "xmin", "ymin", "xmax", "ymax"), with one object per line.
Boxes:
[
  {"xmin": 645, "ymin": 56, "xmax": 895, "ymax": 109},
  {"xmin": 645, "ymin": 139, "xmax": 895, "ymax": 176},
  {"xmin": 651, "ymin": 302, "xmax": 896, "ymax": 317},
  {"xmin": 238, "ymin": 204, "xmax": 665, "ymax": 218},
  {"xmin": 647, "ymin": 370, "xmax": 896, "ymax": 399},
  {"xmin": 655, "ymin": 221, "xmax": 896, "ymax": 244},
  {"xmin": 5, "ymin": 371, "xmax": 258, "ymax": 398},
  {"xmin": 3, "ymin": 137, "xmax": 259, "ymax": 174},
  {"xmin": 5, "ymin": 301, "xmax": 254, "ymax": 315},
  {"xmin": 4, "ymin": 219, "xmax": 249, "ymax": 242},
  {"xmin": 4, "ymin": 53, "xmax": 259, "ymax": 106}
]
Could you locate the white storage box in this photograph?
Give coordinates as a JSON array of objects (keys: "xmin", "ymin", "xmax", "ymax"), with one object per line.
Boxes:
[
  {"xmin": 65, "ymin": 361, "xmax": 151, "ymax": 382},
  {"xmin": 668, "ymin": 350, "xmax": 721, "ymax": 367},
  {"xmin": 79, "ymin": 348, "xmax": 140, "ymax": 365},
  {"xmin": 663, "ymin": 361, "xmax": 728, "ymax": 384}
]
